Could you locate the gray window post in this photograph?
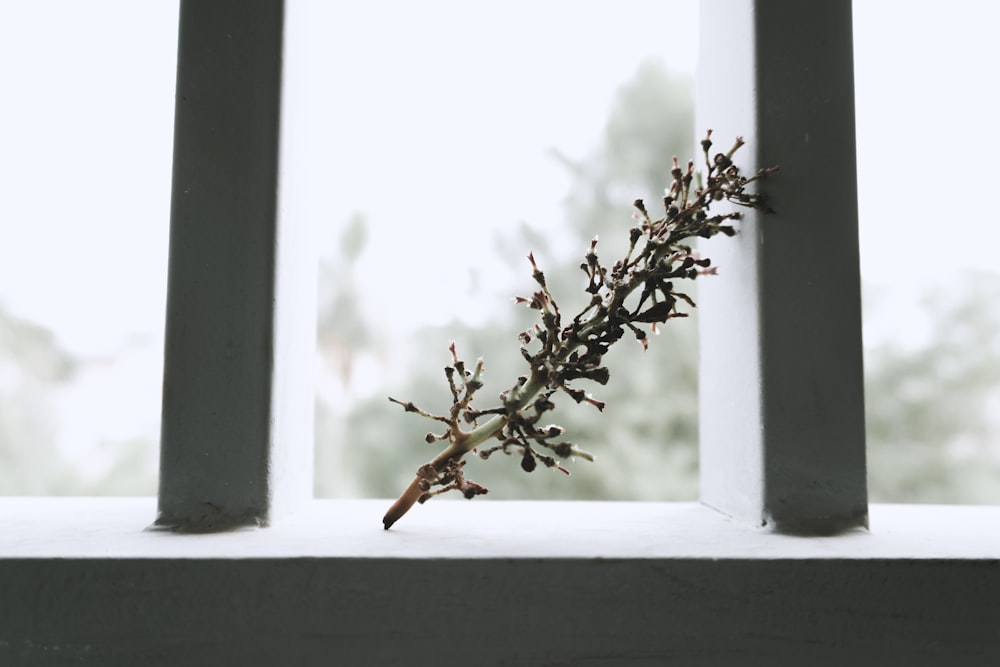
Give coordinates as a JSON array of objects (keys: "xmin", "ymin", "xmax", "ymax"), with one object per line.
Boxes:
[
  {"xmin": 696, "ymin": 0, "xmax": 868, "ymax": 532},
  {"xmin": 156, "ymin": 0, "xmax": 314, "ymax": 531}
]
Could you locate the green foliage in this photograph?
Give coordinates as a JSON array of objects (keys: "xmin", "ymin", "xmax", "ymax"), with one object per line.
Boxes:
[{"xmin": 864, "ymin": 271, "xmax": 1000, "ymax": 503}]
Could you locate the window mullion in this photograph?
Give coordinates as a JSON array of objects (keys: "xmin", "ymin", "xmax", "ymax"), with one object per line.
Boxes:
[
  {"xmin": 696, "ymin": 0, "xmax": 868, "ymax": 532},
  {"xmin": 156, "ymin": 0, "xmax": 313, "ymax": 531}
]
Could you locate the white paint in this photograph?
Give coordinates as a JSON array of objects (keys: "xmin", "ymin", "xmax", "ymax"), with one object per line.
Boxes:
[
  {"xmin": 694, "ymin": 0, "xmax": 765, "ymax": 527},
  {"xmin": 696, "ymin": 0, "xmax": 867, "ymax": 532},
  {"xmin": 5, "ymin": 500, "xmax": 1000, "ymax": 665},
  {"xmin": 4, "ymin": 498, "xmax": 999, "ymax": 560}
]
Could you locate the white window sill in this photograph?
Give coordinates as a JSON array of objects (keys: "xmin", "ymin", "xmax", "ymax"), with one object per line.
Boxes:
[
  {"xmin": 3, "ymin": 497, "xmax": 999, "ymax": 559},
  {"xmin": 3, "ymin": 498, "xmax": 999, "ymax": 665}
]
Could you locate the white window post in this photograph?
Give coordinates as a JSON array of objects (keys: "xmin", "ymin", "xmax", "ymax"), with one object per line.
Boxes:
[
  {"xmin": 156, "ymin": 0, "xmax": 314, "ymax": 531},
  {"xmin": 697, "ymin": 0, "xmax": 868, "ymax": 532}
]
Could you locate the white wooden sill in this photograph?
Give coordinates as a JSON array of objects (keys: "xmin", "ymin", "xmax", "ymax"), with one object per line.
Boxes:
[
  {"xmin": 3, "ymin": 498, "xmax": 999, "ymax": 559},
  {"xmin": 3, "ymin": 498, "xmax": 999, "ymax": 666}
]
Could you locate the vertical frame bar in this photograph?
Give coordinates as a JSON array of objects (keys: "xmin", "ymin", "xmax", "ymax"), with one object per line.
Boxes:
[
  {"xmin": 697, "ymin": 0, "xmax": 868, "ymax": 532},
  {"xmin": 156, "ymin": 0, "xmax": 313, "ymax": 531}
]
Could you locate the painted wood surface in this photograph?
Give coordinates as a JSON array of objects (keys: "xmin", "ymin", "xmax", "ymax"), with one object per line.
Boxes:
[
  {"xmin": 158, "ymin": 0, "xmax": 313, "ymax": 531},
  {"xmin": 3, "ymin": 500, "xmax": 999, "ymax": 666},
  {"xmin": 4, "ymin": 557, "xmax": 998, "ymax": 666},
  {"xmin": 697, "ymin": 0, "xmax": 868, "ymax": 532}
]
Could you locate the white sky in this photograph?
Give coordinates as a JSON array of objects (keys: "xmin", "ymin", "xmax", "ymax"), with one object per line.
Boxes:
[
  {"xmin": 1, "ymin": 0, "xmax": 998, "ymax": 357},
  {"xmin": 853, "ymin": 1, "xmax": 1000, "ymax": 285}
]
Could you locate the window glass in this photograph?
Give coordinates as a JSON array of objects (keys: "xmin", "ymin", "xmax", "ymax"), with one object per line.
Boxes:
[
  {"xmin": 855, "ymin": 1, "xmax": 1000, "ymax": 502},
  {"xmin": 303, "ymin": 0, "xmax": 702, "ymax": 499},
  {"xmin": 10, "ymin": 2, "xmax": 987, "ymax": 505},
  {"xmin": 0, "ymin": 1, "xmax": 177, "ymax": 494}
]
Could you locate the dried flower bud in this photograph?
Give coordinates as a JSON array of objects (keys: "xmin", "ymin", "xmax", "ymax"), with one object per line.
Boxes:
[
  {"xmin": 583, "ymin": 366, "xmax": 611, "ymax": 385},
  {"xmin": 634, "ymin": 301, "xmax": 675, "ymax": 324},
  {"xmin": 462, "ymin": 480, "xmax": 488, "ymax": 499},
  {"xmin": 701, "ymin": 130, "xmax": 713, "ymax": 153},
  {"xmin": 552, "ymin": 442, "xmax": 572, "ymax": 458},
  {"xmin": 520, "ymin": 448, "xmax": 537, "ymax": 472},
  {"xmin": 714, "ymin": 153, "xmax": 732, "ymax": 170},
  {"xmin": 534, "ymin": 396, "xmax": 555, "ymax": 412}
]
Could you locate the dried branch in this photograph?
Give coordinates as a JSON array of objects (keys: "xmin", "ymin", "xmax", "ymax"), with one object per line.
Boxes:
[{"xmin": 383, "ymin": 131, "xmax": 776, "ymax": 529}]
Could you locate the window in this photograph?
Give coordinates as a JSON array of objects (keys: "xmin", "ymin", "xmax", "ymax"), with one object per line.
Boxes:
[
  {"xmin": 3, "ymin": 2, "xmax": 999, "ymax": 664},
  {"xmin": 0, "ymin": 0, "xmax": 177, "ymax": 496},
  {"xmin": 5, "ymin": 1, "xmax": 994, "ymax": 506},
  {"xmin": 854, "ymin": 0, "xmax": 1000, "ymax": 504},
  {"xmin": 157, "ymin": 0, "xmax": 869, "ymax": 533},
  {"xmin": 306, "ymin": 0, "xmax": 703, "ymax": 503}
]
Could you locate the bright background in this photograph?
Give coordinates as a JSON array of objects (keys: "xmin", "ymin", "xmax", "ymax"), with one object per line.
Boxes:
[{"xmin": 1, "ymin": 0, "xmax": 998, "ymax": 499}]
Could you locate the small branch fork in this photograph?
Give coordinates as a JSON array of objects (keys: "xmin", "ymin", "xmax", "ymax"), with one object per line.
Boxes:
[{"xmin": 383, "ymin": 131, "xmax": 776, "ymax": 529}]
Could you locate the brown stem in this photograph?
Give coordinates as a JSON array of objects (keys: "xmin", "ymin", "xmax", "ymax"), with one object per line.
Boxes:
[
  {"xmin": 382, "ymin": 475, "xmax": 426, "ymax": 530},
  {"xmin": 382, "ymin": 444, "xmax": 466, "ymax": 530},
  {"xmin": 383, "ymin": 368, "xmax": 558, "ymax": 529}
]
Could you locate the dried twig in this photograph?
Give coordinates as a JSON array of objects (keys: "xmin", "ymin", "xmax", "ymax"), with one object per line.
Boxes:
[{"xmin": 384, "ymin": 131, "xmax": 776, "ymax": 529}]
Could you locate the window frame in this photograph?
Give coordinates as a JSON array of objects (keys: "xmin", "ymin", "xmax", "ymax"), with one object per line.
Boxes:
[
  {"xmin": 696, "ymin": 0, "xmax": 867, "ymax": 533},
  {"xmin": 4, "ymin": 499, "xmax": 1000, "ymax": 664},
  {"xmin": 2, "ymin": 1, "xmax": 999, "ymax": 664},
  {"xmin": 159, "ymin": 0, "xmax": 871, "ymax": 536}
]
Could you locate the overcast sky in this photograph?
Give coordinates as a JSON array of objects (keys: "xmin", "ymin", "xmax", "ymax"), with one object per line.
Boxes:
[{"xmin": 1, "ymin": 0, "xmax": 998, "ymax": 356}]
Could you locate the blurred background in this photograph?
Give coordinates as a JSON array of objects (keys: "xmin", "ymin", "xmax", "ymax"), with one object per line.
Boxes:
[{"xmin": 1, "ymin": 0, "xmax": 998, "ymax": 503}]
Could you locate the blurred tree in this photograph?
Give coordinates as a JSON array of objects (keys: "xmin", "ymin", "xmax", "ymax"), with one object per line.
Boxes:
[
  {"xmin": 0, "ymin": 305, "xmax": 75, "ymax": 493},
  {"xmin": 314, "ymin": 212, "xmax": 387, "ymax": 496},
  {"xmin": 554, "ymin": 59, "xmax": 694, "ymax": 246},
  {"xmin": 864, "ymin": 271, "xmax": 1000, "ymax": 503},
  {"xmin": 0, "ymin": 307, "xmax": 160, "ymax": 496},
  {"xmin": 316, "ymin": 212, "xmax": 375, "ymax": 388}
]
